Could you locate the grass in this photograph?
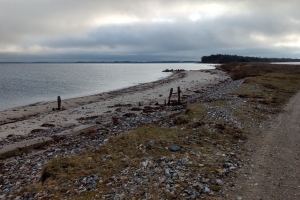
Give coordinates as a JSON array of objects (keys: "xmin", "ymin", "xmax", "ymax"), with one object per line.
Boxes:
[
  {"xmin": 17, "ymin": 107, "xmax": 246, "ymax": 199},
  {"xmin": 219, "ymin": 63, "xmax": 300, "ymax": 125},
  {"xmin": 217, "ymin": 62, "xmax": 300, "ymax": 80},
  {"xmin": 235, "ymin": 73, "xmax": 300, "ymax": 106},
  {"xmin": 177, "ymin": 101, "xmax": 227, "ymax": 124},
  {"xmin": 173, "ymin": 103, "xmax": 208, "ymax": 125}
]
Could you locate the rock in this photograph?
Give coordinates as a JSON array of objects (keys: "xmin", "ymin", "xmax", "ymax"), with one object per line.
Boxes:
[
  {"xmin": 165, "ymin": 168, "xmax": 170, "ymax": 176},
  {"xmin": 178, "ymin": 172, "xmax": 184, "ymax": 177},
  {"xmin": 223, "ymin": 162, "xmax": 232, "ymax": 168},
  {"xmin": 216, "ymin": 179, "xmax": 223, "ymax": 185},
  {"xmin": 181, "ymin": 158, "xmax": 192, "ymax": 165},
  {"xmin": 229, "ymin": 152, "xmax": 236, "ymax": 157},
  {"xmin": 162, "ymin": 69, "xmax": 174, "ymax": 72},
  {"xmin": 147, "ymin": 140, "xmax": 154, "ymax": 146},
  {"xmin": 184, "ymin": 190, "xmax": 193, "ymax": 195},
  {"xmin": 159, "ymin": 177, "xmax": 166, "ymax": 183},
  {"xmin": 216, "ymin": 169, "xmax": 225, "ymax": 174},
  {"xmin": 170, "ymin": 146, "xmax": 181, "ymax": 152},
  {"xmin": 202, "ymin": 178, "xmax": 209, "ymax": 183},
  {"xmin": 204, "ymin": 186, "xmax": 211, "ymax": 194}
]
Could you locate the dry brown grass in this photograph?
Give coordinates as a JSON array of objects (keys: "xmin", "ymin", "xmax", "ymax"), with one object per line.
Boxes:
[
  {"xmin": 218, "ymin": 62, "xmax": 300, "ymax": 80},
  {"xmin": 17, "ymin": 102, "xmax": 247, "ymax": 199},
  {"xmin": 219, "ymin": 63, "xmax": 300, "ymax": 108},
  {"xmin": 219, "ymin": 62, "xmax": 300, "ymax": 128}
]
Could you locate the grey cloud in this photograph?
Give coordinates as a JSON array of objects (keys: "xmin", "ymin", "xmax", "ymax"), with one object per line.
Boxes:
[{"xmin": 0, "ymin": 0, "xmax": 300, "ymax": 61}]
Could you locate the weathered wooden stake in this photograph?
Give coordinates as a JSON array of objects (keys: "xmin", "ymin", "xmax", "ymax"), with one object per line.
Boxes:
[
  {"xmin": 168, "ymin": 88, "xmax": 173, "ymax": 105},
  {"xmin": 57, "ymin": 96, "xmax": 61, "ymax": 110},
  {"xmin": 164, "ymin": 99, "xmax": 166, "ymax": 106},
  {"xmin": 177, "ymin": 86, "xmax": 181, "ymax": 105}
]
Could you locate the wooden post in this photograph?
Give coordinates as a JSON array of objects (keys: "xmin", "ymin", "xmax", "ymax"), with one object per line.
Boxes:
[
  {"xmin": 57, "ymin": 96, "xmax": 61, "ymax": 110},
  {"xmin": 168, "ymin": 88, "xmax": 173, "ymax": 105},
  {"xmin": 164, "ymin": 99, "xmax": 166, "ymax": 106},
  {"xmin": 177, "ymin": 86, "xmax": 181, "ymax": 105}
]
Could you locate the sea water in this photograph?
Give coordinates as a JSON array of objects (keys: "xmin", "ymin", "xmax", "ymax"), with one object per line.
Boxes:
[{"xmin": 0, "ymin": 63, "xmax": 216, "ymax": 111}]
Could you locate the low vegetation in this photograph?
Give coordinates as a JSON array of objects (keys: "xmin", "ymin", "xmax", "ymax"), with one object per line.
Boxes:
[
  {"xmin": 202, "ymin": 54, "xmax": 300, "ymax": 63},
  {"xmin": 16, "ymin": 63, "xmax": 300, "ymax": 199},
  {"xmin": 218, "ymin": 63, "xmax": 300, "ymax": 126}
]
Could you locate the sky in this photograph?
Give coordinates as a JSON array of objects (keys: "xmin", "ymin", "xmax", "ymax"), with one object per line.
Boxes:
[{"xmin": 0, "ymin": 0, "xmax": 300, "ymax": 62}]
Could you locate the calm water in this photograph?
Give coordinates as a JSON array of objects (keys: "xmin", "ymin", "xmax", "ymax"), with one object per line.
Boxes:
[
  {"xmin": 0, "ymin": 63, "xmax": 216, "ymax": 111},
  {"xmin": 272, "ymin": 62, "xmax": 300, "ymax": 65}
]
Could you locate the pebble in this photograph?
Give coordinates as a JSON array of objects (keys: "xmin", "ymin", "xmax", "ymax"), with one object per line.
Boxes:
[
  {"xmin": 204, "ymin": 186, "xmax": 211, "ymax": 194},
  {"xmin": 216, "ymin": 179, "xmax": 223, "ymax": 185},
  {"xmin": 170, "ymin": 145, "xmax": 181, "ymax": 152}
]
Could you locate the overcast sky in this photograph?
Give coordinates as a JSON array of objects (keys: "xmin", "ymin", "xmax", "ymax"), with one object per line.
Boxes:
[{"xmin": 0, "ymin": 0, "xmax": 299, "ymax": 62}]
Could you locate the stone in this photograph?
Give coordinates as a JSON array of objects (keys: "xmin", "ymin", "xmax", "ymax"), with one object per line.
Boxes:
[
  {"xmin": 202, "ymin": 178, "xmax": 209, "ymax": 183},
  {"xmin": 223, "ymin": 162, "xmax": 232, "ymax": 168},
  {"xmin": 178, "ymin": 172, "xmax": 184, "ymax": 177},
  {"xmin": 75, "ymin": 148, "xmax": 81, "ymax": 153},
  {"xmin": 229, "ymin": 152, "xmax": 236, "ymax": 157},
  {"xmin": 184, "ymin": 190, "xmax": 193, "ymax": 195},
  {"xmin": 216, "ymin": 169, "xmax": 225, "ymax": 174},
  {"xmin": 204, "ymin": 186, "xmax": 211, "ymax": 194},
  {"xmin": 165, "ymin": 168, "xmax": 170, "ymax": 176},
  {"xmin": 216, "ymin": 179, "xmax": 223, "ymax": 185},
  {"xmin": 181, "ymin": 158, "xmax": 191, "ymax": 165},
  {"xmin": 170, "ymin": 146, "xmax": 181, "ymax": 152},
  {"xmin": 147, "ymin": 140, "xmax": 154, "ymax": 146}
]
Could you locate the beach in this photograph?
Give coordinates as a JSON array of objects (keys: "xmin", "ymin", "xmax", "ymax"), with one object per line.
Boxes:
[
  {"xmin": 0, "ymin": 69, "xmax": 227, "ymax": 139},
  {"xmin": 0, "ymin": 68, "xmax": 238, "ymax": 199}
]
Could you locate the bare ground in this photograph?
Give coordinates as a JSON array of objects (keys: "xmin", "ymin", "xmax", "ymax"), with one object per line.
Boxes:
[{"xmin": 226, "ymin": 91, "xmax": 300, "ymax": 200}]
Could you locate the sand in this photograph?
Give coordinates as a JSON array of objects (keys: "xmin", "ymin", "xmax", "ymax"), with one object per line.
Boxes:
[{"xmin": 0, "ymin": 69, "xmax": 228, "ymax": 138}]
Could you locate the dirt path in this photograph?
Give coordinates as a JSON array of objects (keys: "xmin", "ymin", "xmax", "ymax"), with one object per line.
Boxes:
[{"xmin": 228, "ymin": 92, "xmax": 300, "ymax": 199}]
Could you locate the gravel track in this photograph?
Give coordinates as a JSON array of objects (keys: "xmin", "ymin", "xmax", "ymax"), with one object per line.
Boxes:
[{"xmin": 225, "ymin": 91, "xmax": 300, "ymax": 200}]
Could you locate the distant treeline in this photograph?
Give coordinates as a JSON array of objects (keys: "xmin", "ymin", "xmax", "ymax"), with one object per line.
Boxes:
[{"xmin": 201, "ymin": 54, "xmax": 300, "ymax": 63}]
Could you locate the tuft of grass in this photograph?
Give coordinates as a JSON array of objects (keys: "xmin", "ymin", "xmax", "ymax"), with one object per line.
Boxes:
[{"xmin": 184, "ymin": 103, "xmax": 207, "ymax": 120}]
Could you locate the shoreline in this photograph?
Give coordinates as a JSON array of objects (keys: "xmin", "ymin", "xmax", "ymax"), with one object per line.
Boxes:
[
  {"xmin": 0, "ymin": 69, "xmax": 228, "ymax": 138},
  {"xmin": 0, "ymin": 72, "xmax": 172, "ymax": 113},
  {"xmin": 0, "ymin": 71, "xmax": 176, "ymax": 125}
]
